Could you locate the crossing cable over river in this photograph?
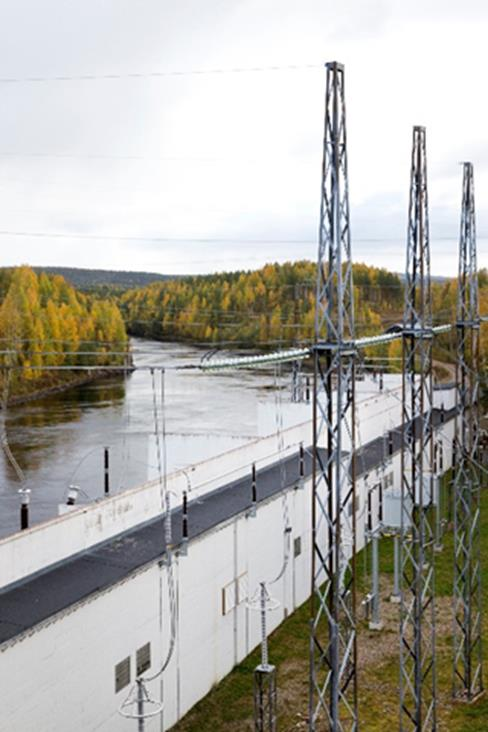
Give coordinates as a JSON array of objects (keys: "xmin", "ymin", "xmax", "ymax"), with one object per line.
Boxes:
[{"xmin": 0, "ymin": 322, "xmax": 456, "ymax": 377}]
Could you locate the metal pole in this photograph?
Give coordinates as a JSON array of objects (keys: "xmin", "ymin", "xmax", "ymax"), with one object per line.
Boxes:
[
  {"xmin": 136, "ymin": 679, "xmax": 145, "ymax": 732},
  {"xmin": 248, "ymin": 462, "xmax": 257, "ymax": 518},
  {"xmin": 391, "ymin": 533, "xmax": 401, "ymax": 603},
  {"xmin": 19, "ymin": 488, "xmax": 30, "ymax": 530},
  {"xmin": 310, "ymin": 60, "xmax": 358, "ymax": 731},
  {"xmin": 296, "ymin": 443, "xmax": 305, "ymax": 490},
  {"xmin": 253, "ymin": 583, "xmax": 277, "ymax": 732},
  {"xmin": 260, "ymin": 583, "xmax": 268, "ymax": 666},
  {"xmin": 399, "ymin": 125, "xmax": 436, "ymax": 730},
  {"xmin": 434, "ymin": 475, "xmax": 443, "ymax": 553},
  {"xmin": 104, "ymin": 446, "xmax": 109, "ymax": 496},
  {"xmin": 182, "ymin": 490, "xmax": 188, "ymax": 540},
  {"xmin": 370, "ymin": 531, "xmax": 382, "ymax": 630},
  {"xmin": 291, "ymin": 360, "xmax": 299, "ymax": 402},
  {"xmin": 180, "ymin": 488, "xmax": 189, "ymax": 556},
  {"xmin": 452, "ymin": 162, "xmax": 483, "ymax": 701}
]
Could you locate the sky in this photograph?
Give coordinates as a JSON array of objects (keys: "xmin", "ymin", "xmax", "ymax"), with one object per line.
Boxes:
[{"xmin": 0, "ymin": 0, "xmax": 487, "ymax": 277}]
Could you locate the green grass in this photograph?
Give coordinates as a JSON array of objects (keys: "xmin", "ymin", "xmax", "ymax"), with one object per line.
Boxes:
[
  {"xmin": 173, "ymin": 598, "xmax": 311, "ymax": 731},
  {"xmin": 174, "ymin": 475, "xmax": 488, "ymax": 731}
]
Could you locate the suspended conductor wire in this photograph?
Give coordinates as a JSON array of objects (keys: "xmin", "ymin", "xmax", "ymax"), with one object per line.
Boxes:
[
  {"xmin": 161, "ymin": 370, "xmax": 169, "ymax": 515},
  {"xmin": 268, "ymin": 361, "xmax": 291, "ymax": 586},
  {"xmin": 144, "ymin": 367, "xmax": 177, "ymax": 684},
  {"xmin": 117, "ymin": 366, "xmax": 131, "ymax": 493},
  {"xmin": 65, "ymin": 445, "xmax": 108, "ymax": 496},
  {"xmin": 151, "ymin": 368, "xmax": 164, "ymax": 506},
  {"xmin": 0, "ymin": 61, "xmax": 322, "ymax": 85},
  {"xmin": 118, "ymin": 370, "xmax": 176, "ymax": 722}
]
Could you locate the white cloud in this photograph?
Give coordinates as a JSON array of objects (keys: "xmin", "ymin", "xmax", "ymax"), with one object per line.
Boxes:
[{"xmin": 0, "ymin": 0, "xmax": 485, "ymax": 276}]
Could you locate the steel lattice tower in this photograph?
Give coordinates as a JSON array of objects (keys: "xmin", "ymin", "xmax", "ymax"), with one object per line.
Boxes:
[
  {"xmin": 453, "ymin": 161, "xmax": 483, "ymax": 701},
  {"xmin": 310, "ymin": 61, "xmax": 358, "ymax": 731},
  {"xmin": 399, "ymin": 126, "xmax": 436, "ymax": 731}
]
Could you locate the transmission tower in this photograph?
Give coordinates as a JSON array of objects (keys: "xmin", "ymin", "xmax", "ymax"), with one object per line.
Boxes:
[
  {"xmin": 399, "ymin": 126, "xmax": 436, "ymax": 731},
  {"xmin": 309, "ymin": 61, "xmax": 358, "ymax": 731},
  {"xmin": 453, "ymin": 161, "xmax": 483, "ymax": 701}
]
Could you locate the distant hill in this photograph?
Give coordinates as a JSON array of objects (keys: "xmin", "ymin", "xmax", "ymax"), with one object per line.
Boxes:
[{"xmin": 32, "ymin": 266, "xmax": 175, "ymax": 292}]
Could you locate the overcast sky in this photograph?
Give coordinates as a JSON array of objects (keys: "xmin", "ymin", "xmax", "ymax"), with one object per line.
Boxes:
[{"xmin": 0, "ymin": 0, "xmax": 486, "ymax": 276}]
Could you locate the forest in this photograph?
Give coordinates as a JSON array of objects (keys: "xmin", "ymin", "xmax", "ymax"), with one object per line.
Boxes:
[
  {"xmin": 120, "ymin": 260, "xmax": 488, "ymax": 370},
  {"xmin": 122, "ymin": 261, "xmax": 403, "ymax": 345},
  {"xmin": 2, "ymin": 260, "xmax": 487, "ymax": 399},
  {"xmin": 0, "ymin": 266, "xmax": 128, "ymax": 398}
]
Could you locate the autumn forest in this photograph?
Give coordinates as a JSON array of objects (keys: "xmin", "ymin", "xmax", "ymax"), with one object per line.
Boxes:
[
  {"xmin": 0, "ymin": 266, "xmax": 128, "ymax": 398},
  {"xmin": 2, "ymin": 260, "xmax": 487, "ymax": 399}
]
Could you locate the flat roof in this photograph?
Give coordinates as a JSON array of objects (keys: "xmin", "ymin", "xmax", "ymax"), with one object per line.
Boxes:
[{"xmin": 0, "ymin": 406, "xmax": 454, "ymax": 647}]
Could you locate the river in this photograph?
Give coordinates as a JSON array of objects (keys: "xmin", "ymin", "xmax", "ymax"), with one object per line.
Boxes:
[{"xmin": 0, "ymin": 338, "xmax": 308, "ymax": 538}]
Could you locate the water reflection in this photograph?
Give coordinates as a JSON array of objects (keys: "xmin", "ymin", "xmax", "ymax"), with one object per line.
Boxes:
[{"xmin": 0, "ymin": 339, "xmax": 305, "ymax": 538}]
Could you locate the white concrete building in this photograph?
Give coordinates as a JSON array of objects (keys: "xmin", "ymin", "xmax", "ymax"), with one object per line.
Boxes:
[{"xmin": 0, "ymin": 375, "xmax": 456, "ymax": 731}]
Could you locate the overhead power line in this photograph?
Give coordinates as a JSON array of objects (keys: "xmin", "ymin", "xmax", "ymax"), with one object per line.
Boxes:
[
  {"xmin": 0, "ymin": 230, "xmax": 479, "ymax": 256},
  {"xmin": 0, "ymin": 230, "xmax": 318, "ymax": 244},
  {"xmin": 0, "ymin": 152, "xmax": 224, "ymax": 162},
  {"xmin": 0, "ymin": 62, "xmax": 322, "ymax": 85}
]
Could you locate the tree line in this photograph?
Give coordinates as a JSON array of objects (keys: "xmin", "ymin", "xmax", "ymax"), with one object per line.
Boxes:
[
  {"xmin": 3, "ymin": 261, "xmax": 486, "ymax": 397},
  {"xmin": 121, "ymin": 260, "xmax": 405, "ymax": 346},
  {"xmin": 120, "ymin": 259, "xmax": 488, "ymax": 372},
  {"xmin": 0, "ymin": 266, "xmax": 128, "ymax": 397}
]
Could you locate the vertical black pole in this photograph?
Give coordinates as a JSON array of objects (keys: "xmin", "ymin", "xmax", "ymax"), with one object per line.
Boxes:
[
  {"xmin": 19, "ymin": 489, "xmax": 30, "ymax": 530},
  {"xmin": 104, "ymin": 447, "xmax": 109, "ymax": 496},
  {"xmin": 252, "ymin": 463, "xmax": 257, "ymax": 506},
  {"xmin": 300, "ymin": 443, "xmax": 305, "ymax": 478},
  {"xmin": 450, "ymin": 436, "xmax": 457, "ymax": 524},
  {"xmin": 182, "ymin": 490, "xmax": 188, "ymax": 540},
  {"xmin": 67, "ymin": 485, "xmax": 78, "ymax": 506}
]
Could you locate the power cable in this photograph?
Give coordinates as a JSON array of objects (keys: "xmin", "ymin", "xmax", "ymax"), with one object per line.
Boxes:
[
  {"xmin": 0, "ymin": 230, "xmax": 321, "ymax": 244},
  {"xmin": 267, "ymin": 361, "xmax": 291, "ymax": 586},
  {"xmin": 145, "ymin": 368, "xmax": 176, "ymax": 682},
  {"xmin": 0, "ymin": 62, "xmax": 322, "ymax": 85}
]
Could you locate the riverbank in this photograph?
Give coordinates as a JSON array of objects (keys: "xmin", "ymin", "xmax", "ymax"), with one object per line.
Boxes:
[
  {"xmin": 4, "ymin": 367, "xmax": 132, "ymax": 407},
  {"xmin": 0, "ymin": 338, "xmax": 285, "ymax": 536}
]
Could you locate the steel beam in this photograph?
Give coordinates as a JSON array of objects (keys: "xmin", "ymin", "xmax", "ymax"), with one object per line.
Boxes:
[
  {"xmin": 399, "ymin": 126, "xmax": 437, "ymax": 731},
  {"xmin": 310, "ymin": 61, "xmax": 358, "ymax": 731},
  {"xmin": 453, "ymin": 162, "xmax": 483, "ymax": 701}
]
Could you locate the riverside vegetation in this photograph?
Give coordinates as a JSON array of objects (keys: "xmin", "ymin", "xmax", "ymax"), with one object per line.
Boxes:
[
  {"xmin": 4, "ymin": 260, "xmax": 488, "ymax": 399},
  {"xmin": 0, "ymin": 266, "xmax": 128, "ymax": 400},
  {"xmin": 120, "ymin": 260, "xmax": 488, "ymax": 373}
]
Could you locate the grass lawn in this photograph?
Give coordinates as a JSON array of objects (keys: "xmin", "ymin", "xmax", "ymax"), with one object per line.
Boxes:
[{"xmin": 173, "ymin": 477, "xmax": 488, "ymax": 731}]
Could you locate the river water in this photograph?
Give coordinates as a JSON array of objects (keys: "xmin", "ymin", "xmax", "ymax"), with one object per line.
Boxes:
[{"xmin": 0, "ymin": 338, "xmax": 308, "ymax": 538}]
